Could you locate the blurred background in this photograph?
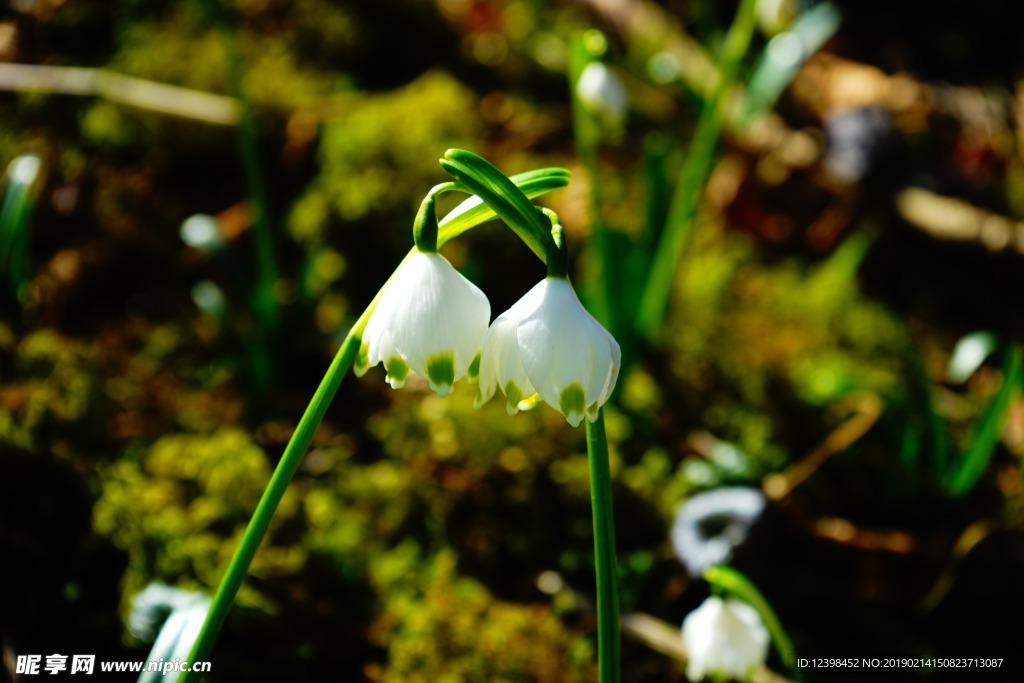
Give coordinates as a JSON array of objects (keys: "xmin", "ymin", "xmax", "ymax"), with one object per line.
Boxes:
[{"xmin": 3, "ymin": 0, "xmax": 1024, "ymax": 681}]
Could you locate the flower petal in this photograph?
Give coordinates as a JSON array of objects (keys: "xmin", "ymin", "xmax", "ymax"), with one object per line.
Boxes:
[{"xmin": 476, "ymin": 312, "xmax": 536, "ymax": 414}]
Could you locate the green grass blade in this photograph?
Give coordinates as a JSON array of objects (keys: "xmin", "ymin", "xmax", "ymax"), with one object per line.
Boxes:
[
  {"xmin": 905, "ymin": 342, "xmax": 951, "ymax": 474},
  {"xmin": 636, "ymin": 0, "xmax": 760, "ymax": 339},
  {"xmin": 212, "ymin": 0, "xmax": 279, "ymax": 390},
  {"xmin": 743, "ymin": 3, "xmax": 841, "ymax": 120},
  {"xmin": 946, "ymin": 344, "xmax": 1023, "ymax": 495},
  {"xmin": 438, "ymin": 167, "xmax": 570, "ymax": 245},
  {"xmin": 441, "ymin": 150, "xmax": 558, "ymax": 262},
  {"xmin": 568, "ymin": 35, "xmax": 617, "ymax": 332},
  {"xmin": 0, "ymin": 154, "xmax": 42, "ymax": 300}
]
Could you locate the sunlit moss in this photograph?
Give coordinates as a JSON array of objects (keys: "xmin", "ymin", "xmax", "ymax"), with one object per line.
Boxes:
[
  {"xmin": 94, "ymin": 429, "xmax": 299, "ymax": 606},
  {"xmin": 110, "ymin": 17, "xmax": 227, "ymax": 95},
  {"xmin": 0, "ymin": 330, "xmax": 102, "ymax": 451},
  {"xmin": 304, "ymin": 247, "xmax": 347, "ymax": 298},
  {"xmin": 289, "ymin": 70, "xmax": 481, "ymax": 239},
  {"xmin": 80, "ymin": 102, "xmax": 142, "ymax": 150},
  {"xmin": 109, "ymin": 8, "xmax": 338, "ymax": 111},
  {"xmin": 371, "ymin": 551, "xmax": 595, "ymax": 682}
]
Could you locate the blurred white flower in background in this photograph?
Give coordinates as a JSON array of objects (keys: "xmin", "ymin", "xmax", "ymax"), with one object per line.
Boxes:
[
  {"xmin": 671, "ymin": 487, "xmax": 767, "ymax": 577},
  {"xmin": 576, "ymin": 61, "xmax": 628, "ymax": 130},
  {"xmin": 682, "ymin": 595, "xmax": 770, "ymax": 682}
]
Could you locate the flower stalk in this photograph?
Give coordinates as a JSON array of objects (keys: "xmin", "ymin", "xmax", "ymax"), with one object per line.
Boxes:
[
  {"xmin": 181, "ymin": 331, "xmax": 363, "ymax": 678},
  {"xmin": 442, "ymin": 157, "xmax": 622, "ymax": 680},
  {"xmin": 587, "ymin": 409, "xmax": 620, "ymax": 683},
  {"xmin": 569, "ymin": 33, "xmax": 620, "ymax": 335},
  {"xmin": 413, "ymin": 182, "xmax": 462, "ymax": 253},
  {"xmin": 541, "ymin": 207, "xmax": 568, "ymax": 279}
]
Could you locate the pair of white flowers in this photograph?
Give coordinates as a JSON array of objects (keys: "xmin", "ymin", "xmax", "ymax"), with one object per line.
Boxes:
[{"xmin": 354, "ymin": 251, "xmax": 620, "ymax": 427}]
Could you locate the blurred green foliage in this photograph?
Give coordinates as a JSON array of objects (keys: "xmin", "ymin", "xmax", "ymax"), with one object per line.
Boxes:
[
  {"xmin": 94, "ymin": 430, "xmax": 297, "ymax": 608},
  {"xmin": 90, "ymin": 388, "xmax": 605, "ymax": 678},
  {"xmin": 109, "ymin": 3, "xmax": 345, "ymax": 111},
  {"xmin": 0, "ymin": 329, "xmax": 103, "ymax": 452},
  {"xmin": 667, "ymin": 227, "xmax": 904, "ymax": 452},
  {"xmin": 290, "ymin": 71, "xmax": 481, "ymax": 240},
  {"xmin": 372, "ymin": 550, "xmax": 595, "ymax": 683}
]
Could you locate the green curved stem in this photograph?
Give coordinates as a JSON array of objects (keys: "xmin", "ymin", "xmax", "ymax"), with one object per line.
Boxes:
[
  {"xmin": 540, "ymin": 207, "xmax": 569, "ymax": 279},
  {"xmin": 586, "ymin": 409, "xmax": 620, "ymax": 683},
  {"xmin": 179, "ymin": 167, "xmax": 569, "ymax": 681},
  {"xmin": 414, "ymin": 182, "xmax": 464, "ymax": 253},
  {"xmin": 181, "ymin": 331, "xmax": 362, "ymax": 679}
]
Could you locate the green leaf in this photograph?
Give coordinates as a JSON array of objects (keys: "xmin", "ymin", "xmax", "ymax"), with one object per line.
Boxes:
[
  {"xmin": 635, "ymin": 0, "xmax": 760, "ymax": 339},
  {"xmin": 946, "ymin": 344, "xmax": 1023, "ymax": 495},
  {"xmin": 0, "ymin": 154, "xmax": 43, "ymax": 300},
  {"xmin": 743, "ymin": 3, "xmax": 842, "ymax": 120},
  {"xmin": 440, "ymin": 149, "xmax": 558, "ymax": 262},
  {"xmin": 437, "ymin": 166, "xmax": 570, "ymax": 247}
]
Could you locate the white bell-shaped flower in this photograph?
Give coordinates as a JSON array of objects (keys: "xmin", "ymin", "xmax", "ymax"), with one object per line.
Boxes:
[
  {"xmin": 476, "ymin": 277, "xmax": 620, "ymax": 427},
  {"xmin": 355, "ymin": 251, "xmax": 490, "ymax": 397},
  {"xmin": 576, "ymin": 62, "xmax": 628, "ymax": 129},
  {"xmin": 681, "ymin": 596, "xmax": 770, "ymax": 682}
]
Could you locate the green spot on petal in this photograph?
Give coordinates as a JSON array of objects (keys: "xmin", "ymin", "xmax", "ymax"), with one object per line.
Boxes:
[
  {"xmin": 504, "ymin": 380, "xmax": 524, "ymax": 414},
  {"xmin": 559, "ymin": 383, "xmax": 586, "ymax": 427},
  {"xmin": 466, "ymin": 352, "xmax": 481, "ymax": 384},
  {"xmin": 354, "ymin": 341, "xmax": 370, "ymax": 375},
  {"xmin": 384, "ymin": 356, "xmax": 409, "ymax": 388},
  {"xmin": 426, "ymin": 353, "xmax": 455, "ymax": 395}
]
